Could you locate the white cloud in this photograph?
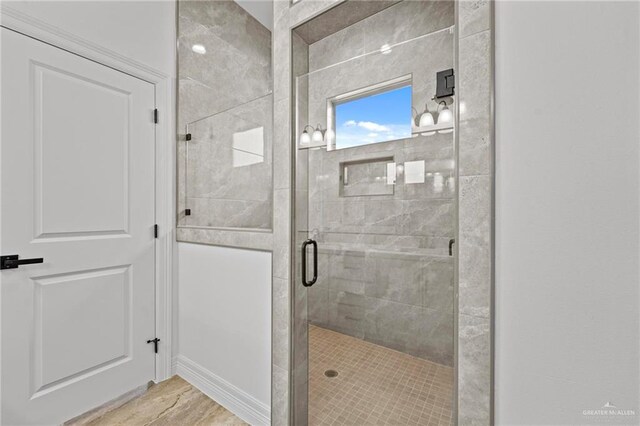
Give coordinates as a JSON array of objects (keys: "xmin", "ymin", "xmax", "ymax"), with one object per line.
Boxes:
[
  {"xmin": 344, "ymin": 120, "xmax": 357, "ymax": 127},
  {"xmin": 367, "ymin": 133, "xmax": 379, "ymax": 138},
  {"xmin": 357, "ymin": 121, "xmax": 391, "ymax": 132}
]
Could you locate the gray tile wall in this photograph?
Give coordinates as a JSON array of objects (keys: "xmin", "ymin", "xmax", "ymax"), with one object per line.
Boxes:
[
  {"xmin": 304, "ymin": 136, "xmax": 457, "ymax": 366},
  {"xmin": 457, "ymin": 0, "xmax": 494, "ymax": 424},
  {"xmin": 305, "ymin": 12, "xmax": 454, "ymax": 131},
  {"xmin": 271, "ymin": 1, "xmax": 294, "ymax": 424},
  {"xmin": 177, "ymin": 0, "xmax": 273, "ymax": 232}
]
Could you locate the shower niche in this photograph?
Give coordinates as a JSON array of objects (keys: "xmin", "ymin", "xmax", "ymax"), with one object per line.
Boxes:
[
  {"xmin": 339, "ymin": 157, "xmax": 395, "ymax": 197},
  {"xmin": 292, "ymin": 1, "xmax": 457, "ymax": 424}
]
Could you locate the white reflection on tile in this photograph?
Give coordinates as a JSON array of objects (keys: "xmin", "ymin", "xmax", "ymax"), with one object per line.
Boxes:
[
  {"xmin": 404, "ymin": 160, "xmax": 425, "ymax": 184},
  {"xmin": 386, "ymin": 162, "xmax": 396, "ymax": 185},
  {"xmin": 434, "ymin": 172, "xmax": 444, "ymax": 193},
  {"xmin": 232, "ymin": 126, "xmax": 264, "ymax": 167}
]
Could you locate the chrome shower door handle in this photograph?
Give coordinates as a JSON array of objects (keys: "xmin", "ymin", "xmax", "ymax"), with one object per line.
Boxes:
[{"xmin": 301, "ymin": 239, "xmax": 318, "ymax": 287}]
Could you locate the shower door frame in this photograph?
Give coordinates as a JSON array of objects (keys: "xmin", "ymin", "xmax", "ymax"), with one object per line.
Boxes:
[{"xmin": 271, "ymin": 0, "xmax": 496, "ymax": 425}]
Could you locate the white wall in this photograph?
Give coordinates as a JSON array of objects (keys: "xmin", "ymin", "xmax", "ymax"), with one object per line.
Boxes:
[
  {"xmin": 177, "ymin": 243, "xmax": 271, "ymax": 417},
  {"xmin": 495, "ymin": 1, "xmax": 640, "ymax": 424},
  {"xmin": 3, "ymin": 1, "xmax": 176, "ymax": 76}
]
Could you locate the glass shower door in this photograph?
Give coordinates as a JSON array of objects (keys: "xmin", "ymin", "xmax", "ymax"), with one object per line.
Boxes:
[
  {"xmin": 292, "ymin": 1, "xmax": 456, "ymax": 424},
  {"xmin": 179, "ymin": 93, "xmax": 273, "ymax": 230}
]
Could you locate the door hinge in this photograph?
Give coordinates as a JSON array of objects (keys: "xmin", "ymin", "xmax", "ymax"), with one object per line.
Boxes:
[
  {"xmin": 153, "ymin": 108, "xmax": 159, "ymax": 124},
  {"xmin": 154, "ymin": 224, "xmax": 158, "ymax": 238},
  {"xmin": 147, "ymin": 337, "xmax": 160, "ymax": 353},
  {"xmin": 186, "ymin": 133, "xmax": 192, "ymax": 141}
]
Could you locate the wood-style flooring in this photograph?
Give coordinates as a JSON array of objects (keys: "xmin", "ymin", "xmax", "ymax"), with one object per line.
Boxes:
[{"xmin": 66, "ymin": 376, "xmax": 246, "ymax": 426}]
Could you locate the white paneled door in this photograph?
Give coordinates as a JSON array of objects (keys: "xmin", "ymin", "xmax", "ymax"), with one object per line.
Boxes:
[{"xmin": 1, "ymin": 28, "xmax": 156, "ymax": 425}]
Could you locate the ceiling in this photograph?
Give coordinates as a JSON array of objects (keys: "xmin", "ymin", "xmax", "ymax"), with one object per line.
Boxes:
[
  {"xmin": 234, "ymin": 0, "xmax": 273, "ymax": 31},
  {"xmin": 293, "ymin": 0, "xmax": 401, "ymax": 45}
]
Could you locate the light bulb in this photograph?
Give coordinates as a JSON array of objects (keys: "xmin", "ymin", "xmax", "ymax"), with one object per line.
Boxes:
[
  {"xmin": 437, "ymin": 104, "xmax": 454, "ymax": 134},
  {"xmin": 192, "ymin": 44, "xmax": 206, "ymax": 54},
  {"xmin": 299, "ymin": 130, "xmax": 311, "ymax": 146},
  {"xmin": 438, "ymin": 107, "xmax": 453, "ymax": 124},
  {"xmin": 312, "ymin": 128, "xmax": 324, "ymax": 144}
]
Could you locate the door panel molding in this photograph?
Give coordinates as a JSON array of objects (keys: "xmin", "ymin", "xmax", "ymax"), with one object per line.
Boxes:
[
  {"xmin": 32, "ymin": 61, "xmax": 132, "ymax": 239},
  {"xmin": 31, "ymin": 265, "xmax": 133, "ymax": 396},
  {"xmin": 0, "ymin": 1, "xmax": 175, "ymax": 400}
]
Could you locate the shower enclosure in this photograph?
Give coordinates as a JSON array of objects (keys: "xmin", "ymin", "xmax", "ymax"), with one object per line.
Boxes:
[
  {"xmin": 177, "ymin": 0, "xmax": 273, "ymax": 232},
  {"xmin": 292, "ymin": 1, "xmax": 457, "ymax": 424},
  {"xmin": 175, "ymin": 0, "xmax": 494, "ymax": 422}
]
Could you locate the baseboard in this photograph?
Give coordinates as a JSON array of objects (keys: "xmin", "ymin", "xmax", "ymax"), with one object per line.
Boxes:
[{"xmin": 175, "ymin": 355, "xmax": 270, "ymax": 426}]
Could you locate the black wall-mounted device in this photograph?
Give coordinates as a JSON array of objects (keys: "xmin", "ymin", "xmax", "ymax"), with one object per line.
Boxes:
[{"xmin": 435, "ymin": 69, "xmax": 455, "ymax": 98}]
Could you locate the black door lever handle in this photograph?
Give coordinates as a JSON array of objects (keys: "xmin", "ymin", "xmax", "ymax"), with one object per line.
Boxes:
[{"xmin": 1, "ymin": 255, "xmax": 44, "ymax": 270}]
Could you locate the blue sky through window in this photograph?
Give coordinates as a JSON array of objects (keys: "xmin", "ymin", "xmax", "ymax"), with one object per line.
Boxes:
[{"xmin": 335, "ymin": 85, "xmax": 412, "ymax": 149}]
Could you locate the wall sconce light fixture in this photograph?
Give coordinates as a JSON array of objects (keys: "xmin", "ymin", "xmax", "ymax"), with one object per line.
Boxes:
[{"xmin": 300, "ymin": 124, "xmax": 334, "ymax": 148}]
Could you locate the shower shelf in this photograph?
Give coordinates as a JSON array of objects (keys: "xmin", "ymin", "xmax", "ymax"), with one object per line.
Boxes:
[
  {"xmin": 411, "ymin": 122, "xmax": 454, "ymax": 135},
  {"xmin": 298, "ymin": 141, "xmax": 326, "ymax": 150}
]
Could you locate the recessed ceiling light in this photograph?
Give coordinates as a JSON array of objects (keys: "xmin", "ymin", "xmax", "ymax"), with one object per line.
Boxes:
[{"xmin": 192, "ymin": 44, "xmax": 206, "ymax": 54}]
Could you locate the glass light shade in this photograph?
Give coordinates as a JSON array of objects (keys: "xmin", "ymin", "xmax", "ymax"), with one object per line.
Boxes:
[
  {"xmin": 312, "ymin": 128, "xmax": 324, "ymax": 144},
  {"xmin": 324, "ymin": 128, "xmax": 335, "ymax": 143},
  {"xmin": 419, "ymin": 111, "xmax": 435, "ymax": 127},
  {"xmin": 437, "ymin": 106, "xmax": 453, "ymax": 134},
  {"xmin": 438, "ymin": 107, "xmax": 453, "ymax": 123},
  {"xmin": 299, "ymin": 131, "xmax": 311, "ymax": 145},
  {"xmin": 438, "ymin": 107, "xmax": 453, "ymax": 124}
]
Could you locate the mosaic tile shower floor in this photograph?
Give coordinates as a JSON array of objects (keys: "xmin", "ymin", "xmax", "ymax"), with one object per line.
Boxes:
[{"xmin": 309, "ymin": 325, "xmax": 453, "ymax": 426}]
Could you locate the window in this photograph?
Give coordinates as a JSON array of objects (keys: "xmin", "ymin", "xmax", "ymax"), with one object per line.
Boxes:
[{"xmin": 331, "ymin": 78, "xmax": 412, "ymax": 150}]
